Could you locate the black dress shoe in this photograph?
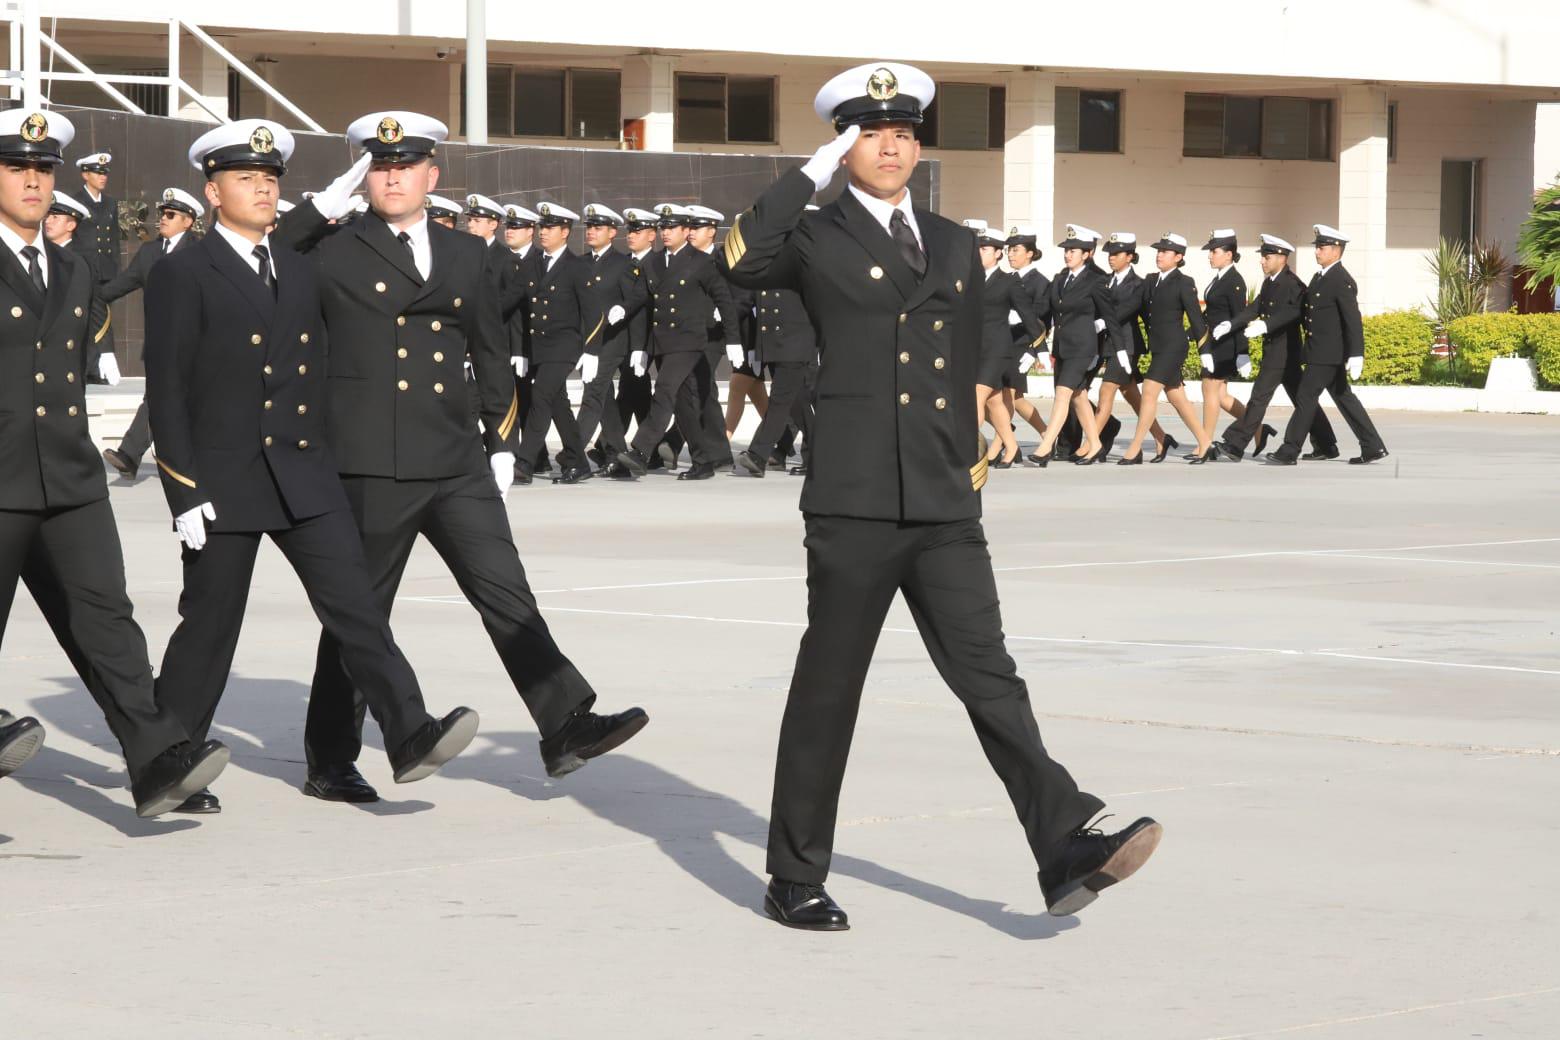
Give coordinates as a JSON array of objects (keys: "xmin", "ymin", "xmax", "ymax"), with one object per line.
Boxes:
[
  {"xmin": 1218, "ymin": 440, "xmax": 1244, "ymax": 462},
  {"xmin": 171, "ymin": 788, "xmax": 221, "ymax": 814},
  {"xmin": 735, "ymin": 449, "xmax": 766, "ymax": 477},
  {"xmin": 645, "ymin": 453, "xmax": 665, "ymax": 471},
  {"xmin": 302, "ymin": 763, "xmax": 380, "ymax": 803},
  {"xmin": 604, "ymin": 460, "xmax": 637, "ymax": 480},
  {"xmin": 1188, "ymin": 444, "xmax": 1218, "ymax": 465},
  {"xmin": 513, "ymin": 461, "xmax": 534, "ymax": 486},
  {"xmin": 614, "ymin": 449, "xmax": 650, "ymax": 478},
  {"xmin": 102, "ymin": 447, "xmax": 138, "ymax": 478},
  {"xmin": 1252, "ymin": 424, "xmax": 1278, "ymax": 456},
  {"xmin": 1349, "ymin": 448, "xmax": 1390, "ymax": 465},
  {"xmin": 1072, "ymin": 451, "xmax": 1096, "ymax": 466},
  {"xmin": 585, "ymin": 446, "xmax": 605, "ymax": 470},
  {"xmin": 1302, "ymin": 446, "xmax": 1340, "ymax": 461},
  {"xmin": 1025, "ymin": 452, "xmax": 1049, "ymax": 467},
  {"xmin": 389, "ymin": 708, "xmax": 479, "ymax": 784},
  {"xmin": 1150, "ymin": 435, "xmax": 1178, "ymax": 464},
  {"xmin": 1116, "ymin": 452, "xmax": 1143, "ymax": 466},
  {"xmin": 1039, "ymin": 816, "xmax": 1163, "ymax": 916},
  {"xmin": 656, "ymin": 442, "xmax": 680, "ymax": 470},
  {"xmin": 1052, "ymin": 443, "xmax": 1075, "ymax": 461},
  {"xmin": 132, "ymin": 740, "xmax": 231, "ymax": 818},
  {"xmin": 990, "ymin": 455, "xmax": 1012, "ymax": 470},
  {"xmin": 764, "ymin": 878, "xmax": 849, "ymax": 931},
  {"xmin": 677, "ymin": 462, "xmax": 715, "ymax": 481},
  {"xmin": 540, "ymin": 707, "xmax": 649, "ymax": 778},
  {"xmin": 554, "ymin": 465, "xmax": 594, "ymax": 484},
  {"xmin": 1100, "ymin": 416, "xmax": 1122, "ymax": 453},
  {"xmin": 1264, "ymin": 452, "xmax": 1298, "ymax": 466},
  {"xmin": 788, "ymin": 464, "xmax": 808, "ymax": 476},
  {"xmin": 0, "ymin": 714, "xmax": 45, "ymax": 778},
  {"xmin": 766, "ymin": 452, "xmax": 787, "ymax": 469}
]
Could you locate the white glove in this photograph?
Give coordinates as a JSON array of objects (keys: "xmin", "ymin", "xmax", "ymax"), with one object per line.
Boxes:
[
  {"xmin": 1212, "ymin": 320, "xmax": 1232, "ymax": 340},
  {"xmin": 1019, "ymin": 352, "xmax": 1036, "ymax": 372},
  {"xmin": 1117, "ymin": 350, "xmax": 1130, "ymax": 372},
  {"xmin": 1245, "ymin": 319, "xmax": 1268, "ymax": 338},
  {"xmin": 746, "ymin": 350, "xmax": 758, "ymax": 371},
  {"xmin": 726, "ymin": 344, "xmax": 744, "ymax": 367},
  {"xmin": 1236, "ymin": 354, "xmax": 1252, "ymax": 379},
  {"xmin": 1092, "ymin": 318, "xmax": 1106, "ymax": 334},
  {"xmin": 579, "ymin": 354, "xmax": 599, "ymax": 383},
  {"xmin": 712, "ymin": 307, "xmax": 721, "ymax": 323},
  {"xmin": 1200, "ymin": 352, "xmax": 1214, "ymax": 372},
  {"xmin": 1008, "ymin": 309, "xmax": 1021, "ymax": 325},
  {"xmin": 174, "ymin": 502, "xmax": 216, "ymax": 551},
  {"xmin": 510, "ymin": 356, "xmax": 528, "ymax": 379},
  {"xmin": 309, "ymin": 153, "xmax": 373, "ymax": 220},
  {"xmin": 799, "ymin": 124, "xmax": 862, "ymax": 191},
  {"xmin": 98, "ymin": 352, "xmax": 121, "ymax": 386},
  {"xmin": 630, "ymin": 350, "xmax": 648, "ymax": 377},
  {"xmin": 1347, "ymin": 356, "xmax": 1364, "ymax": 380},
  {"xmin": 607, "ymin": 304, "xmax": 625, "ymax": 325},
  {"xmin": 490, "ymin": 451, "xmax": 515, "ymax": 501}
]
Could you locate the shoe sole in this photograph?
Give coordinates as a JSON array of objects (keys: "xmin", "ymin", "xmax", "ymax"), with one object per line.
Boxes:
[
  {"xmin": 0, "ymin": 721, "xmax": 45, "ymax": 778},
  {"xmin": 394, "ymin": 710, "xmax": 480, "ymax": 784},
  {"xmin": 1046, "ymin": 821, "xmax": 1164, "ymax": 917},
  {"xmin": 656, "ymin": 444, "xmax": 679, "ymax": 469},
  {"xmin": 136, "ymin": 745, "xmax": 231, "ymax": 818},
  {"xmin": 763, "ymin": 895, "xmax": 850, "ymax": 931},
  {"xmin": 614, "ymin": 451, "xmax": 648, "ymax": 478},
  {"xmin": 169, "ymin": 799, "xmax": 221, "ymax": 814},
  {"xmin": 545, "ymin": 710, "xmax": 650, "ymax": 779},
  {"xmin": 735, "ymin": 455, "xmax": 764, "ymax": 477}
]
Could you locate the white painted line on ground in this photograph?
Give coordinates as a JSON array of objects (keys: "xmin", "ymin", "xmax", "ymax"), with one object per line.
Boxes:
[
  {"xmin": 1195, "ymin": 984, "xmax": 1560, "ymax": 1040},
  {"xmin": 1303, "ymin": 553, "xmax": 1560, "ymax": 570},
  {"xmin": 1311, "ymin": 650, "xmax": 1560, "ymax": 677}
]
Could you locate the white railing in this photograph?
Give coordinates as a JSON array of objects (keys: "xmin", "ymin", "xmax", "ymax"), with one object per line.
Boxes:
[{"xmin": 0, "ymin": 8, "xmax": 324, "ymax": 132}]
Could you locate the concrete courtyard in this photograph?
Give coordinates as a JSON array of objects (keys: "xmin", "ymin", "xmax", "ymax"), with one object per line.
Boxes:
[{"xmin": 2, "ymin": 406, "xmax": 1557, "ymax": 1039}]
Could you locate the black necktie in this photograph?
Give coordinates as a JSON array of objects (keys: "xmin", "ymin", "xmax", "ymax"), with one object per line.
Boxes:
[
  {"xmin": 1063, "ymin": 272, "xmax": 1074, "ymax": 293},
  {"xmin": 591, "ymin": 251, "xmax": 600, "ymax": 264},
  {"xmin": 20, "ymin": 245, "xmax": 45, "ymax": 294},
  {"xmin": 253, "ymin": 244, "xmax": 277, "ymax": 298},
  {"xmin": 161, "ymin": 238, "xmax": 170, "ymax": 254},
  {"xmin": 545, "ymin": 253, "xmax": 555, "ymax": 274},
  {"xmin": 397, "ymin": 230, "xmax": 413, "ymax": 258},
  {"xmin": 889, "ymin": 210, "xmax": 926, "ymax": 279}
]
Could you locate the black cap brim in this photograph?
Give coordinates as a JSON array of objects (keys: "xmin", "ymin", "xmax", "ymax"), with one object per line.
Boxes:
[
  {"xmin": 0, "ymin": 138, "xmax": 65, "ymax": 166},
  {"xmin": 1150, "ymin": 239, "xmax": 1186, "ymax": 253},
  {"xmin": 831, "ymin": 97, "xmax": 924, "ymax": 131},
  {"xmin": 201, "ymin": 145, "xmax": 286, "ymax": 177},
  {"xmin": 363, "ymin": 138, "xmax": 437, "ymax": 163}
]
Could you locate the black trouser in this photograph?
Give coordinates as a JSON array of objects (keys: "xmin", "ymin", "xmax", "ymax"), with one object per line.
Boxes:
[
  {"xmin": 576, "ymin": 349, "xmax": 629, "ymax": 457},
  {"xmin": 156, "ymin": 508, "xmax": 432, "ymax": 757},
  {"xmin": 1222, "ymin": 343, "xmax": 1336, "ymax": 453},
  {"xmin": 1276, "ymin": 361, "xmax": 1384, "ymax": 459},
  {"xmin": 768, "ymin": 514, "xmax": 1105, "ymax": 883},
  {"xmin": 305, "ymin": 472, "xmax": 594, "ymax": 768},
  {"xmin": 517, "ymin": 360, "xmax": 585, "ymax": 472},
  {"xmin": 117, "ymin": 401, "xmax": 153, "ymax": 465},
  {"xmin": 0, "ymin": 499, "xmax": 187, "ymax": 777},
  {"xmin": 747, "ymin": 362, "xmax": 815, "ymax": 465},
  {"xmin": 630, "ymin": 351, "xmax": 725, "ymax": 467},
  {"xmin": 612, "ymin": 355, "xmax": 651, "ymax": 440},
  {"xmin": 701, "ymin": 346, "xmax": 734, "ymax": 466}
]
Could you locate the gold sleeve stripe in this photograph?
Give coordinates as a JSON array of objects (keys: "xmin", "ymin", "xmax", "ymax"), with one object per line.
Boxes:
[
  {"xmin": 583, "ymin": 315, "xmax": 605, "ymax": 347},
  {"xmin": 155, "ymin": 457, "xmax": 197, "ymax": 489},
  {"xmin": 969, "ymin": 455, "xmax": 989, "ymax": 493},
  {"xmin": 1196, "ymin": 330, "xmax": 1210, "ymax": 347},
  {"xmin": 1030, "ymin": 333, "xmax": 1047, "ymax": 349},
  {"xmin": 723, "ymin": 212, "xmax": 749, "ymax": 268},
  {"xmin": 496, "ymin": 387, "xmax": 520, "ymax": 441},
  {"xmin": 94, "ymin": 310, "xmax": 111, "ymax": 343}
]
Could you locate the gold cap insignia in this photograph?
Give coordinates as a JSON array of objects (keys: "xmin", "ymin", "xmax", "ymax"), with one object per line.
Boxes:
[
  {"xmin": 1010, "ymin": 226, "xmax": 1019, "ymax": 235},
  {"xmin": 21, "ymin": 112, "xmax": 48, "ymax": 143},
  {"xmin": 376, "ymin": 117, "xmax": 403, "ymax": 144},
  {"xmin": 250, "ymin": 126, "xmax": 275, "ymax": 153},
  {"xmin": 162, "ymin": 188, "xmax": 175, "ymax": 201},
  {"xmin": 1066, "ymin": 225, "xmax": 1079, "ymax": 238},
  {"xmin": 96, "ymin": 152, "xmax": 110, "ymax": 164},
  {"xmin": 866, "ymin": 67, "xmax": 899, "ymax": 101},
  {"xmin": 659, "ymin": 205, "xmax": 672, "ymax": 216},
  {"xmin": 539, "ymin": 203, "xmax": 551, "ymax": 215}
]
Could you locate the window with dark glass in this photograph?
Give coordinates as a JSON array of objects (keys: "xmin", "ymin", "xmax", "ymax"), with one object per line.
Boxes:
[
  {"xmin": 568, "ymin": 69, "xmax": 621, "ymax": 140},
  {"xmin": 513, "ymin": 69, "xmax": 565, "ymax": 137},
  {"xmin": 727, "ymin": 76, "xmax": 775, "ymax": 143},
  {"xmin": 921, "ymin": 84, "xmax": 1006, "ymax": 151},
  {"xmin": 1055, "ymin": 87, "xmax": 1123, "ymax": 153},
  {"xmin": 1183, "ymin": 93, "xmax": 1332, "ymax": 160}
]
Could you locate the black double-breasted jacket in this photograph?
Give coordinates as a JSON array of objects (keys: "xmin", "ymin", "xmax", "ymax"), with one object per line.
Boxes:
[
  {"xmin": 1231, "ymin": 267, "xmax": 1306, "ymax": 363},
  {"xmin": 1107, "ymin": 268, "xmax": 1147, "ymax": 358},
  {"xmin": 581, "ymin": 247, "xmax": 649, "ymax": 363},
  {"xmin": 1046, "ymin": 264, "xmax": 1121, "ymax": 361},
  {"xmin": 645, "ymin": 245, "xmax": 736, "ymax": 356},
  {"xmin": 1300, "ymin": 263, "xmax": 1365, "ymax": 365},
  {"xmin": 980, "ymin": 267, "xmax": 1045, "ymax": 360},
  {"xmin": 751, "ymin": 287, "xmax": 817, "ymax": 366},
  {"xmin": 1203, "ymin": 267, "xmax": 1249, "ymax": 362},
  {"xmin": 67, "ymin": 186, "xmax": 121, "ymax": 277},
  {"xmin": 1138, "ymin": 268, "xmax": 1209, "ymax": 360},
  {"xmin": 1009, "ymin": 266, "xmax": 1052, "ymax": 349}
]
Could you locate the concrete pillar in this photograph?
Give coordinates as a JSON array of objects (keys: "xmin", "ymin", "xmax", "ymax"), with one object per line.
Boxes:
[
  {"xmin": 622, "ymin": 53, "xmax": 675, "ymax": 152},
  {"xmin": 1002, "ymin": 71, "xmax": 1056, "ymax": 244},
  {"xmin": 1338, "ymin": 85, "xmax": 1390, "ymax": 314},
  {"xmin": 176, "ymin": 36, "xmax": 227, "ymax": 123}
]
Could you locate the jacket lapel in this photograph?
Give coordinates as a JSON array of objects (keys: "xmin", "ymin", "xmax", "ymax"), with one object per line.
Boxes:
[
  {"xmin": 356, "ymin": 212, "xmax": 424, "ymax": 287},
  {"xmin": 902, "ymin": 211, "xmax": 956, "ymax": 312},
  {"xmin": 39, "ymin": 240, "xmax": 73, "ymax": 333},
  {"xmin": 409, "ymin": 223, "xmax": 457, "ymax": 307},
  {"xmin": 202, "ymin": 230, "xmax": 275, "ymax": 325},
  {"xmin": 832, "ymin": 190, "xmax": 916, "ymax": 301},
  {"xmin": 0, "ymin": 243, "xmax": 44, "ymax": 316}
]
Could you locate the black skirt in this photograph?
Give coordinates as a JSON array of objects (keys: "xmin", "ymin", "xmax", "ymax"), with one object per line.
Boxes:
[
  {"xmin": 978, "ymin": 347, "xmax": 1028, "ymax": 390},
  {"xmin": 1143, "ymin": 347, "xmax": 1187, "ymax": 390},
  {"xmin": 1052, "ymin": 354, "xmax": 1096, "ymax": 392},
  {"xmin": 1202, "ymin": 356, "xmax": 1238, "ymax": 380},
  {"xmin": 1098, "ymin": 349, "xmax": 1140, "ymax": 387}
]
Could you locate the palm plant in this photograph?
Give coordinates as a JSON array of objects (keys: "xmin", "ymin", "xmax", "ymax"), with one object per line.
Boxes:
[{"xmin": 1516, "ymin": 182, "xmax": 1560, "ymax": 292}]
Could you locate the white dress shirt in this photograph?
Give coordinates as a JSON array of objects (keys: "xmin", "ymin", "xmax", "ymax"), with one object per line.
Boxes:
[
  {"xmin": 162, "ymin": 230, "xmax": 187, "ymax": 254},
  {"xmin": 512, "ymin": 242, "xmax": 532, "ymax": 261},
  {"xmin": 212, "ymin": 219, "xmax": 279, "ymax": 282},
  {"xmin": 847, "ymin": 183, "xmax": 923, "ymax": 250},
  {"xmin": 0, "ymin": 220, "xmax": 50, "ymax": 287},
  {"xmin": 387, "ymin": 214, "xmax": 432, "ymax": 280},
  {"xmin": 541, "ymin": 245, "xmax": 568, "ymax": 272}
]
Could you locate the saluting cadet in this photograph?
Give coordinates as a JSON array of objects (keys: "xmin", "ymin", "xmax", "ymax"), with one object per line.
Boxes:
[
  {"xmin": 734, "ymin": 279, "xmax": 819, "ymax": 477},
  {"xmin": 968, "ymin": 221, "xmax": 1044, "ymax": 468},
  {"xmin": 426, "ymin": 193, "xmax": 461, "ymax": 229},
  {"xmin": 726, "ymin": 63, "xmax": 1159, "ymax": 930},
  {"xmin": 1117, "ymin": 233, "xmax": 1209, "ymax": 463},
  {"xmin": 1266, "ymin": 224, "xmax": 1388, "ymax": 466},
  {"xmin": 606, "ymin": 203, "xmax": 738, "ymax": 482},
  {"xmin": 0, "ymin": 108, "xmax": 231, "ymax": 817},
  {"xmin": 574, "ymin": 204, "xmax": 646, "ymax": 469},
  {"xmin": 1197, "ymin": 230, "xmax": 1249, "ymax": 452},
  {"xmin": 1029, "ymin": 224, "xmax": 1120, "ymax": 466},
  {"xmin": 100, "ymin": 187, "xmax": 204, "ymax": 479},
  {"xmin": 598, "ymin": 205, "xmax": 660, "ymax": 465},
  {"xmin": 1214, "ymin": 234, "xmax": 1336, "ymax": 461},
  {"xmin": 1004, "ymin": 225, "xmax": 1055, "ymax": 454},
  {"xmin": 275, "ymin": 111, "xmax": 646, "ymax": 799},
  {"xmin": 145, "ymin": 119, "xmax": 478, "ymax": 813}
]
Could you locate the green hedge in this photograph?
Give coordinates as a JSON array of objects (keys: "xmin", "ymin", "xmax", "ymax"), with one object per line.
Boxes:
[
  {"xmin": 1358, "ymin": 310, "xmax": 1435, "ymax": 385},
  {"xmin": 1447, "ymin": 313, "xmax": 1560, "ymax": 386},
  {"xmin": 1534, "ymin": 317, "xmax": 1560, "ymax": 389}
]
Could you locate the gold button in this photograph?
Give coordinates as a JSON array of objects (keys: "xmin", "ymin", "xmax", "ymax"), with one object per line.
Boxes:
[
  {"xmin": 65, "ymin": 339, "xmax": 74, "ymax": 348},
  {"xmin": 297, "ymin": 439, "xmax": 309, "ymax": 450},
  {"xmin": 761, "ymin": 326, "xmax": 768, "ymax": 332},
  {"xmin": 431, "ymin": 320, "xmax": 442, "ymax": 331},
  {"xmin": 10, "ymin": 306, "xmax": 21, "ymax": 318},
  {"xmin": 296, "ymin": 404, "xmax": 307, "ymax": 415},
  {"xmin": 35, "ymin": 405, "xmax": 45, "ymax": 416},
  {"xmin": 264, "ymin": 400, "xmax": 273, "ymax": 409},
  {"xmin": 251, "ymin": 333, "xmax": 262, "ymax": 345},
  {"xmin": 398, "ymin": 379, "xmax": 409, "ymax": 391},
  {"xmin": 898, "ymin": 313, "xmax": 907, "ymax": 324},
  {"xmin": 300, "ymin": 333, "xmax": 309, "ymax": 344},
  {"xmin": 68, "ymin": 405, "xmax": 78, "ymax": 417},
  {"xmin": 73, "ymin": 306, "xmax": 82, "ymax": 317},
  {"xmin": 898, "ymin": 393, "xmax": 910, "ymax": 405},
  {"xmin": 933, "ymin": 320, "xmax": 944, "ymax": 331},
  {"xmin": 669, "ymin": 308, "xmax": 676, "ymax": 314},
  {"xmin": 869, "ymin": 266, "xmax": 884, "ymax": 279},
  {"xmin": 297, "ymin": 364, "xmax": 307, "ymax": 375},
  {"xmin": 397, "ymin": 348, "xmax": 408, "ymax": 359},
  {"xmin": 375, "ymin": 281, "xmax": 387, "ymax": 293},
  {"xmin": 955, "ymin": 280, "xmax": 964, "ymax": 292},
  {"xmin": 434, "ymin": 382, "xmax": 445, "ymax": 394},
  {"xmin": 453, "ymin": 297, "xmax": 462, "ymax": 308},
  {"xmin": 935, "ymin": 397, "xmax": 947, "ymax": 410},
  {"xmin": 397, "ymin": 316, "xmax": 406, "ymax": 326},
  {"xmin": 264, "ymin": 436, "xmax": 273, "ymax": 446},
  {"xmin": 934, "ymin": 357, "xmax": 946, "ymax": 370},
  {"xmin": 433, "ymin": 351, "xmax": 444, "ymax": 363},
  {"xmin": 263, "ymin": 365, "xmax": 273, "ymax": 375},
  {"xmin": 34, "ymin": 372, "xmax": 44, "ymax": 383},
  {"xmin": 679, "ymin": 279, "xmax": 686, "ymax": 285},
  {"xmin": 66, "ymin": 371, "xmax": 75, "ymax": 383},
  {"xmin": 898, "ymin": 351, "xmax": 910, "ymax": 364}
]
